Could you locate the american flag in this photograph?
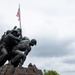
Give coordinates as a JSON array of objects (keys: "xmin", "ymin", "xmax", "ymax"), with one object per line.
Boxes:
[{"xmin": 16, "ymin": 7, "xmax": 20, "ymax": 21}]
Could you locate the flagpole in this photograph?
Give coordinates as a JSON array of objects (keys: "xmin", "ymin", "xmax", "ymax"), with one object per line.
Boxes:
[
  {"xmin": 19, "ymin": 4, "xmax": 21, "ymax": 29},
  {"xmin": 19, "ymin": 4, "xmax": 22, "ymax": 38}
]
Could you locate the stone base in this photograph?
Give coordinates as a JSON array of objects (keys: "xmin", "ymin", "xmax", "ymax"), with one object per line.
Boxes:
[{"xmin": 0, "ymin": 63, "xmax": 43, "ymax": 75}]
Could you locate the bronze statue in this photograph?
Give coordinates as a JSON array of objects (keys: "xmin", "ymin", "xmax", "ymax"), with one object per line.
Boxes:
[
  {"xmin": 0, "ymin": 26, "xmax": 21, "ymax": 67},
  {"xmin": 0, "ymin": 26, "xmax": 37, "ymax": 67}
]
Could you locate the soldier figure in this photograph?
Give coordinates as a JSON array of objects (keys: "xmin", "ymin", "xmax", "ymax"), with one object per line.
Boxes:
[
  {"xmin": 10, "ymin": 38, "xmax": 37, "ymax": 67},
  {"xmin": 0, "ymin": 27, "xmax": 21, "ymax": 67}
]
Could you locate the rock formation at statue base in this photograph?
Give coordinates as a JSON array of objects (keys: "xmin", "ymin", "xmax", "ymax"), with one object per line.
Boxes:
[{"xmin": 0, "ymin": 63, "xmax": 43, "ymax": 75}]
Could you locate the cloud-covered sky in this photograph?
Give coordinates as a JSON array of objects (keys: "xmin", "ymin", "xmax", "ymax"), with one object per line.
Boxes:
[{"xmin": 0, "ymin": 0, "xmax": 75, "ymax": 75}]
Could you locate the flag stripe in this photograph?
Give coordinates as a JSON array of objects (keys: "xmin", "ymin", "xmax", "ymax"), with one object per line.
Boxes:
[{"xmin": 16, "ymin": 7, "xmax": 20, "ymax": 21}]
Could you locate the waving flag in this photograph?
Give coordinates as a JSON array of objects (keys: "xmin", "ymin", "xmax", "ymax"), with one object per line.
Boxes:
[
  {"xmin": 16, "ymin": 7, "xmax": 20, "ymax": 21},
  {"xmin": 16, "ymin": 4, "xmax": 22, "ymax": 38}
]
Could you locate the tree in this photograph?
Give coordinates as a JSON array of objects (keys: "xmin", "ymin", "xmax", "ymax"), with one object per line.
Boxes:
[{"xmin": 43, "ymin": 69, "xmax": 60, "ymax": 75}]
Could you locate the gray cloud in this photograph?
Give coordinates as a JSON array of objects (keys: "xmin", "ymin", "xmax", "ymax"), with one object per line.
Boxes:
[
  {"xmin": 62, "ymin": 71, "xmax": 75, "ymax": 75},
  {"xmin": 63, "ymin": 59, "xmax": 75, "ymax": 64},
  {"xmin": 63, "ymin": 70, "xmax": 75, "ymax": 73},
  {"xmin": 62, "ymin": 56, "xmax": 75, "ymax": 64},
  {"xmin": 29, "ymin": 37, "xmax": 75, "ymax": 57},
  {"xmin": 25, "ymin": 0, "xmax": 75, "ymax": 18}
]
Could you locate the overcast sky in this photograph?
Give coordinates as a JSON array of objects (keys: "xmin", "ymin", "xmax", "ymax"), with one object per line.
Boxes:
[{"xmin": 0, "ymin": 0, "xmax": 75, "ymax": 75}]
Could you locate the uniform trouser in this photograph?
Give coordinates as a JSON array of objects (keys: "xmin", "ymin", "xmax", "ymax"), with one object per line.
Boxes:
[
  {"xmin": 10, "ymin": 50, "xmax": 26, "ymax": 67},
  {"xmin": 0, "ymin": 47, "xmax": 8, "ymax": 67}
]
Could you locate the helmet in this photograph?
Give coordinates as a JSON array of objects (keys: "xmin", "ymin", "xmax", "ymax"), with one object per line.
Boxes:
[
  {"xmin": 17, "ymin": 28, "xmax": 21, "ymax": 32},
  {"xmin": 6, "ymin": 30, "xmax": 11, "ymax": 34},
  {"xmin": 11, "ymin": 30, "xmax": 18, "ymax": 34},
  {"xmin": 22, "ymin": 36, "xmax": 30, "ymax": 41},
  {"xmin": 11, "ymin": 30, "xmax": 18, "ymax": 37},
  {"xmin": 31, "ymin": 39, "xmax": 37, "ymax": 45}
]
